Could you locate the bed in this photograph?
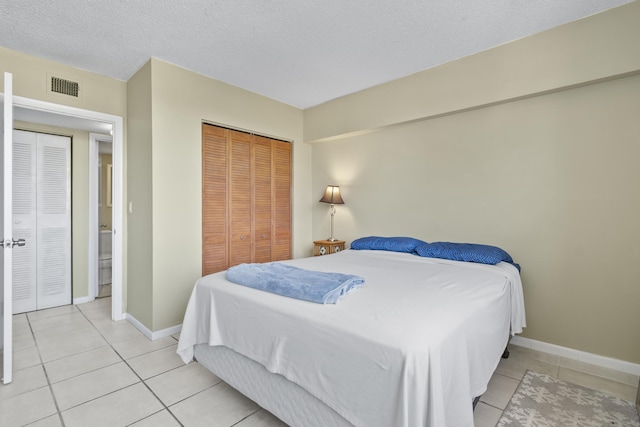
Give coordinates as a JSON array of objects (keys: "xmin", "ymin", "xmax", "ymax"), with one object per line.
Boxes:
[{"xmin": 177, "ymin": 247, "xmax": 525, "ymax": 427}]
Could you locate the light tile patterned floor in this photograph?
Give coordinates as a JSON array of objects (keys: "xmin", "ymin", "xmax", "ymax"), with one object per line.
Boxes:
[{"xmin": 1, "ymin": 298, "xmax": 637, "ymax": 426}]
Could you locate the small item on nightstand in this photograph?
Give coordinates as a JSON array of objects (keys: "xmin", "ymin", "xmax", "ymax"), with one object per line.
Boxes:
[{"xmin": 314, "ymin": 240, "xmax": 345, "ymax": 256}]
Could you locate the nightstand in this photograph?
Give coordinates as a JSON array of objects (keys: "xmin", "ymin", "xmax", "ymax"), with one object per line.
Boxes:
[{"xmin": 313, "ymin": 240, "xmax": 345, "ymax": 256}]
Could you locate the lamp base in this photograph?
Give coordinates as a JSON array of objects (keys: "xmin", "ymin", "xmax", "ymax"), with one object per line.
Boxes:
[{"xmin": 326, "ymin": 237, "xmax": 339, "ymax": 242}]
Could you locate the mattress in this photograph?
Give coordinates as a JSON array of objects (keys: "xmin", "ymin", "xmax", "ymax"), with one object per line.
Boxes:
[{"xmin": 178, "ymin": 249, "xmax": 525, "ymax": 427}]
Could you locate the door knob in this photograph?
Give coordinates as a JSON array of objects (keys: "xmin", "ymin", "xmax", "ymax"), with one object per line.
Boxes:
[{"xmin": 3, "ymin": 238, "xmax": 26, "ymax": 248}]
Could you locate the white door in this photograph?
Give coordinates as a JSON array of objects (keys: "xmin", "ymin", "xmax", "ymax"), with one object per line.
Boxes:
[
  {"xmin": 12, "ymin": 130, "xmax": 71, "ymax": 313},
  {"xmin": 36, "ymin": 133, "xmax": 71, "ymax": 310},
  {"xmin": 1, "ymin": 72, "xmax": 14, "ymax": 384},
  {"xmin": 12, "ymin": 130, "xmax": 37, "ymax": 313}
]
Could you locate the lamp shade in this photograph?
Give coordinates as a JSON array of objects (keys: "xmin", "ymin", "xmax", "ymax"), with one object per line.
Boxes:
[{"xmin": 319, "ymin": 185, "xmax": 345, "ymax": 205}]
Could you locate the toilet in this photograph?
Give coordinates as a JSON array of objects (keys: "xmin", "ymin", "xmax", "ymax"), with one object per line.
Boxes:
[{"xmin": 99, "ymin": 229, "xmax": 112, "ymax": 285}]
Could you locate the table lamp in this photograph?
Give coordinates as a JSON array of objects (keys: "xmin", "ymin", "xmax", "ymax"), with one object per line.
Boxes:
[{"xmin": 319, "ymin": 185, "xmax": 345, "ymax": 242}]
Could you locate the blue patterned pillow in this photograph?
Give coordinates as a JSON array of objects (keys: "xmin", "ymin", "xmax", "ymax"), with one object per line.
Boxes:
[
  {"xmin": 414, "ymin": 242, "xmax": 520, "ymax": 271},
  {"xmin": 350, "ymin": 236, "xmax": 427, "ymax": 253}
]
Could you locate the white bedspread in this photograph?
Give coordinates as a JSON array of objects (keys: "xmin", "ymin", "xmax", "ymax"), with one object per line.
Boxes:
[{"xmin": 177, "ymin": 250, "xmax": 525, "ymax": 427}]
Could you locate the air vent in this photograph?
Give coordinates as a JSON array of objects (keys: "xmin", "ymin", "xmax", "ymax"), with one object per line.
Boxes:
[{"xmin": 50, "ymin": 76, "xmax": 79, "ymax": 97}]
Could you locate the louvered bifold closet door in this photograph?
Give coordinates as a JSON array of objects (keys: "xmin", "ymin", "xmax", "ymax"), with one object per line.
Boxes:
[
  {"xmin": 228, "ymin": 130, "xmax": 252, "ymax": 267},
  {"xmin": 36, "ymin": 134, "xmax": 71, "ymax": 310},
  {"xmin": 202, "ymin": 125, "xmax": 228, "ymax": 276},
  {"xmin": 202, "ymin": 123, "xmax": 292, "ymax": 274},
  {"xmin": 12, "ymin": 131, "xmax": 37, "ymax": 314},
  {"xmin": 272, "ymin": 141, "xmax": 292, "ymax": 261},
  {"xmin": 253, "ymin": 136, "xmax": 272, "ymax": 263}
]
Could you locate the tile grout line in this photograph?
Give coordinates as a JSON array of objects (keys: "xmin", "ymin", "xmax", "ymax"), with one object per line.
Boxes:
[
  {"xmin": 111, "ymin": 334, "xmax": 233, "ymax": 425},
  {"xmin": 30, "ymin": 303, "xmax": 163, "ymax": 424},
  {"xmin": 123, "ymin": 343, "xmax": 227, "ymax": 426},
  {"xmin": 160, "ymin": 379, "xmax": 222, "ymax": 408},
  {"xmin": 29, "ymin": 303, "xmax": 125, "ymax": 422},
  {"xmin": 77, "ymin": 300, "xmax": 187, "ymax": 427},
  {"xmin": 26, "ymin": 307, "xmax": 68, "ymax": 427},
  {"xmin": 230, "ymin": 409, "xmax": 262, "ymax": 427}
]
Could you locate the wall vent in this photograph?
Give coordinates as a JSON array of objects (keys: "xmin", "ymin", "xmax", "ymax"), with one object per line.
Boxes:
[{"xmin": 50, "ymin": 76, "xmax": 79, "ymax": 97}]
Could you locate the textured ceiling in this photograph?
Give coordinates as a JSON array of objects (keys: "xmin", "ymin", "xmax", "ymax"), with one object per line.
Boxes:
[{"xmin": 0, "ymin": 0, "xmax": 632, "ymax": 108}]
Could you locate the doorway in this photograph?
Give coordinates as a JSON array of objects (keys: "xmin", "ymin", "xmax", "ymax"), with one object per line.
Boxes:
[
  {"xmin": 12, "ymin": 95, "xmax": 124, "ymax": 321},
  {"xmin": 96, "ymin": 136, "xmax": 113, "ymax": 299}
]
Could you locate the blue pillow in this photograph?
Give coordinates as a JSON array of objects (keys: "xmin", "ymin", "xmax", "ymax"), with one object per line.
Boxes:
[
  {"xmin": 350, "ymin": 236, "xmax": 427, "ymax": 253},
  {"xmin": 414, "ymin": 242, "xmax": 520, "ymax": 271}
]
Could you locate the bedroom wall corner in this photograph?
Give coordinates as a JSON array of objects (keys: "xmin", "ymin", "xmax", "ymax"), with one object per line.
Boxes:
[
  {"xmin": 303, "ymin": 1, "xmax": 640, "ymax": 144},
  {"xmin": 147, "ymin": 59, "xmax": 308, "ymax": 332}
]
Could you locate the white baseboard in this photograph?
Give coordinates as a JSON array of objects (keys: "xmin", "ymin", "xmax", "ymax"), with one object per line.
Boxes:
[
  {"xmin": 511, "ymin": 336, "xmax": 640, "ymax": 376},
  {"xmin": 73, "ymin": 296, "xmax": 94, "ymax": 305},
  {"xmin": 150, "ymin": 324, "xmax": 182, "ymax": 341},
  {"xmin": 125, "ymin": 313, "xmax": 182, "ymax": 341}
]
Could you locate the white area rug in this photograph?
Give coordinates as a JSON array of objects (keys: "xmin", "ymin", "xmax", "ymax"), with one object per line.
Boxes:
[{"xmin": 497, "ymin": 370, "xmax": 640, "ymax": 427}]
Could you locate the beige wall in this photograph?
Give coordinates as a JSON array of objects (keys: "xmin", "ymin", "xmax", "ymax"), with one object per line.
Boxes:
[
  {"xmin": 126, "ymin": 61, "xmax": 153, "ymax": 328},
  {"xmin": 128, "ymin": 58, "xmax": 309, "ymax": 331},
  {"xmin": 308, "ymin": 2, "xmax": 640, "ymax": 364},
  {"xmin": 0, "ymin": 47, "xmax": 127, "ymax": 116}
]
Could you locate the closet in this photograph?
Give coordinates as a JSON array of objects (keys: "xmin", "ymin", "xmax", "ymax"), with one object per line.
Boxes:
[
  {"xmin": 202, "ymin": 123, "xmax": 291, "ymax": 275},
  {"xmin": 12, "ymin": 130, "xmax": 71, "ymax": 314}
]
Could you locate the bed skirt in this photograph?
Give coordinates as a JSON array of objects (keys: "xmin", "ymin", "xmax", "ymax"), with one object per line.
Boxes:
[{"xmin": 194, "ymin": 344, "xmax": 352, "ymax": 427}]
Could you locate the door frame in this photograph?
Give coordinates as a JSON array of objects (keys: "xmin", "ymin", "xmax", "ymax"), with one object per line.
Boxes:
[
  {"xmin": 89, "ymin": 132, "xmax": 113, "ymax": 299},
  {"xmin": 5, "ymin": 94, "xmax": 125, "ymax": 321}
]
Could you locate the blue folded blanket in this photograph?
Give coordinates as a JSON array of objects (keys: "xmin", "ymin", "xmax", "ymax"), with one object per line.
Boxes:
[{"xmin": 226, "ymin": 262, "xmax": 365, "ymax": 304}]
